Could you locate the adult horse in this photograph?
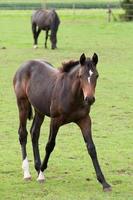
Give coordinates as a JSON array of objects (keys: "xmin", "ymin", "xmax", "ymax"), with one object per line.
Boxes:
[
  {"xmin": 31, "ymin": 9, "xmax": 60, "ymax": 49},
  {"xmin": 13, "ymin": 53, "xmax": 111, "ymax": 191}
]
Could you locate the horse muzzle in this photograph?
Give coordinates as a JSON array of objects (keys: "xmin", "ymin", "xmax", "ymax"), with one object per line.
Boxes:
[{"xmin": 84, "ymin": 96, "xmax": 95, "ymax": 105}]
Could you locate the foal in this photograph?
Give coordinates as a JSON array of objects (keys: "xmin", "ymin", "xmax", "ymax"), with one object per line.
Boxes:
[{"xmin": 13, "ymin": 53, "xmax": 111, "ymax": 191}]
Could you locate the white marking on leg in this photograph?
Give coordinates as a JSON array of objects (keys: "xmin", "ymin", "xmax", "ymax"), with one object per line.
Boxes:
[
  {"xmin": 33, "ymin": 45, "xmax": 38, "ymax": 49},
  {"xmin": 37, "ymin": 171, "xmax": 45, "ymax": 183},
  {"xmin": 22, "ymin": 157, "xmax": 31, "ymax": 180}
]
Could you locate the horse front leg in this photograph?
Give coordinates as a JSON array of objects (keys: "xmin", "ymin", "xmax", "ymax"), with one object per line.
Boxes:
[
  {"xmin": 76, "ymin": 116, "xmax": 112, "ymax": 192},
  {"xmin": 37, "ymin": 118, "xmax": 60, "ymax": 182},
  {"xmin": 30, "ymin": 112, "xmax": 44, "ymax": 174}
]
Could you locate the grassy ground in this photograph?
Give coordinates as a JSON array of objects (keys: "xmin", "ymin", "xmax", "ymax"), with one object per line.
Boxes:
[{"xmin": 0, "ymin": 9, "xmax": 133, "ymax": 200}]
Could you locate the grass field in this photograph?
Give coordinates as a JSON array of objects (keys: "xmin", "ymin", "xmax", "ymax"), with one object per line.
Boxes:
[{"xmin": 0, "ymin": 9, "xmax": 133, "ymax": 200}]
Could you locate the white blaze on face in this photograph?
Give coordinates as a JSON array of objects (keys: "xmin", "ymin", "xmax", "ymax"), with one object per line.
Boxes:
[
  {"xmin": 22, "ymin": 157, "xmax": 31, "ymax": 180},
  {"xmin": 88, "ymin": 69, "xmax": 93, "ymax": 83}
]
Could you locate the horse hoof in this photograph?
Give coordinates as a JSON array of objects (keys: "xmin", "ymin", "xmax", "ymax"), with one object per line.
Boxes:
[
  {"xmin": 33, "ymin": 45, "xmax": 38, "ymax": 49},
  {"xmin": 24, "ymin": 176, "xmax": 32, "ymax": 181},
  {"xmin": 37, "ymin": 171, "xmax": 45, "ymax": 183},
  {"xmin": 37, "ymin": 178, "xmax": 45, "ymax": 184},
  {"xmin": 103, "ymin": 186, "xmax": 112, "ymax": 192}
]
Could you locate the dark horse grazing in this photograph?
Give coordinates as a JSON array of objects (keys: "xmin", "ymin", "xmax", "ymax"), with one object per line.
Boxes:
[
  {"xmin": 31, "ymin": 9, "xmax": 60, "ymax": 49},
  {"xmin": 13, "ymin": 53, "xmax": 111, "ymax": 191}
]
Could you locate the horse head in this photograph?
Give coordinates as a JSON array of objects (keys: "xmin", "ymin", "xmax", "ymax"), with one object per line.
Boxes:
[
  {"xmin": 50, "ymin": 10, "xmax": 60, "ymax": 49},
  {"xmin": 78, "ymin": 53, "xmax": 99, "ymax": 105}
]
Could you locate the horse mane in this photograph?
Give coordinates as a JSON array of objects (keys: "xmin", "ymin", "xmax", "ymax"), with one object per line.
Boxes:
[{"xmin": 59, "ymin": 60, "xmax": 79, "ymax": 73}]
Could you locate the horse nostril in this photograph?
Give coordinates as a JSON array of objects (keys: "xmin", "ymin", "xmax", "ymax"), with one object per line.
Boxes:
[
  {"xmin": 85, "ymin": 96, "xmax": 89, "ymax": 102},
  {"xmin": 85, "ymin": 96, "xmax": 95, "ymax": 105}
]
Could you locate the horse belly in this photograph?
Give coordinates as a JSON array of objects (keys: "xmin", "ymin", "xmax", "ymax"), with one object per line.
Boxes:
[
  {"xmin": 27, "ymin": 84, "xmax": 52, "ymax": 116},
  {"xmin": 37, "ymin": 22, "xmax": 50, "ymax": 30},
  {"xmin": 29, "ymin": 95, "xmax": 51, "ymax": 116},
  {"xmin": 36, "ymin": 16, "xmax": 50, "ymax": 30}
]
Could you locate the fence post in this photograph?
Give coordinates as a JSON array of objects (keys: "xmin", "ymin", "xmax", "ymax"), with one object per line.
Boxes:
[
  {"xmin": 73, "ymin": 3, "xmax": 76, "ymax": 16},
  {"xmin": 42, "ymin": 0, "xmax": 47, "ymax": 9},
  {"xmin": 107, "ymin": 4, "xmax": 112, "ymax": 22}
]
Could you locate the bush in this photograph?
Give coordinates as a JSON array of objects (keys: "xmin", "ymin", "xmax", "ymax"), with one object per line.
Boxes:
[{"xmin": 121, "ymin": 0, "xmax": 133, "ymax": 20}]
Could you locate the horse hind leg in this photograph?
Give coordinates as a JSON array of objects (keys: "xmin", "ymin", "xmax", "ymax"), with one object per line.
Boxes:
[
  {"xmin": 32, "ymin": 23, "xmax": 38, "ymax": 49},
  {"xmin": 30, "ymin": 111, "xmax": 44, "ymax": 175},
  {"xmin": 44, "ymin": 30, "xmax": 49, "ymax": 49},
  {"xmin": 37, "ymin": 118, "xmax": 61, "ymax": 182},
  {"xmin": 17, "ymin": 97, "xmax": 32, "ymax": 180},
  {"xmin": 35, "ymin": 28, "xmax": 41, "ymax": 47}
]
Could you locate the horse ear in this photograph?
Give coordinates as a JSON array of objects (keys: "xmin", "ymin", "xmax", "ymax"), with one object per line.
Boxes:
[
  {"xmin": 92, "ymin": 53, "xmax": 98, "ymax": 66},
  {"xmin": 80, "ymin": 53, "xmax": 86, "ymax": 65}
]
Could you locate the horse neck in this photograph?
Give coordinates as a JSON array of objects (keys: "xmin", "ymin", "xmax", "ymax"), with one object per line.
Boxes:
[
  {"xmin": 51, "ymin": 12, "xmax": 60, "ymax": 36},
  {"xmin": 69, "ymin": 67, "xmax": 83, "ymax": 100}
]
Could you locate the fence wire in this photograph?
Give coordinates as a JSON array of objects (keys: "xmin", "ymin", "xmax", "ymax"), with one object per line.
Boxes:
[{"xmin": 0, "ymin": 0, "xmax": 121, "ymax": 10}]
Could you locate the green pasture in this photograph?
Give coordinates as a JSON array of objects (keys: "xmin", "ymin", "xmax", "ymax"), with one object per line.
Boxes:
[{"xmin": 0, "ymin": 9, "xmax": 133, "ymax": 200}]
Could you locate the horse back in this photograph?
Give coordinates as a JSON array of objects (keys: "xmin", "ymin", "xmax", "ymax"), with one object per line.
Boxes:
[{"xmin": 31, "ymin": 9, "xmax": 59, "ymax": 30}]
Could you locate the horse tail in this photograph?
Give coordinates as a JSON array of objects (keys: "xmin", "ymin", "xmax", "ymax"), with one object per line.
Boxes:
[
  {"xmin": 28, "ymin": 103, "xmax": 33, "ymax": 120},
  {"xmin": 32, "ymin": 22, "xmax": 36, "ymax": 35}
]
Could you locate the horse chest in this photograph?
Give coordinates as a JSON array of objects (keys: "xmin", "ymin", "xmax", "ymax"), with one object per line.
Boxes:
[
  {"xmin": 66, "ymin": 105, "xmax": 90, "ymax": 122},
  {"xmin": 50, "ymin": 98, "xmax": 90, "ymax": 123},
  {"xmin": 50, "ymin": 82, "xmax": 90, "ymax": 121}
]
